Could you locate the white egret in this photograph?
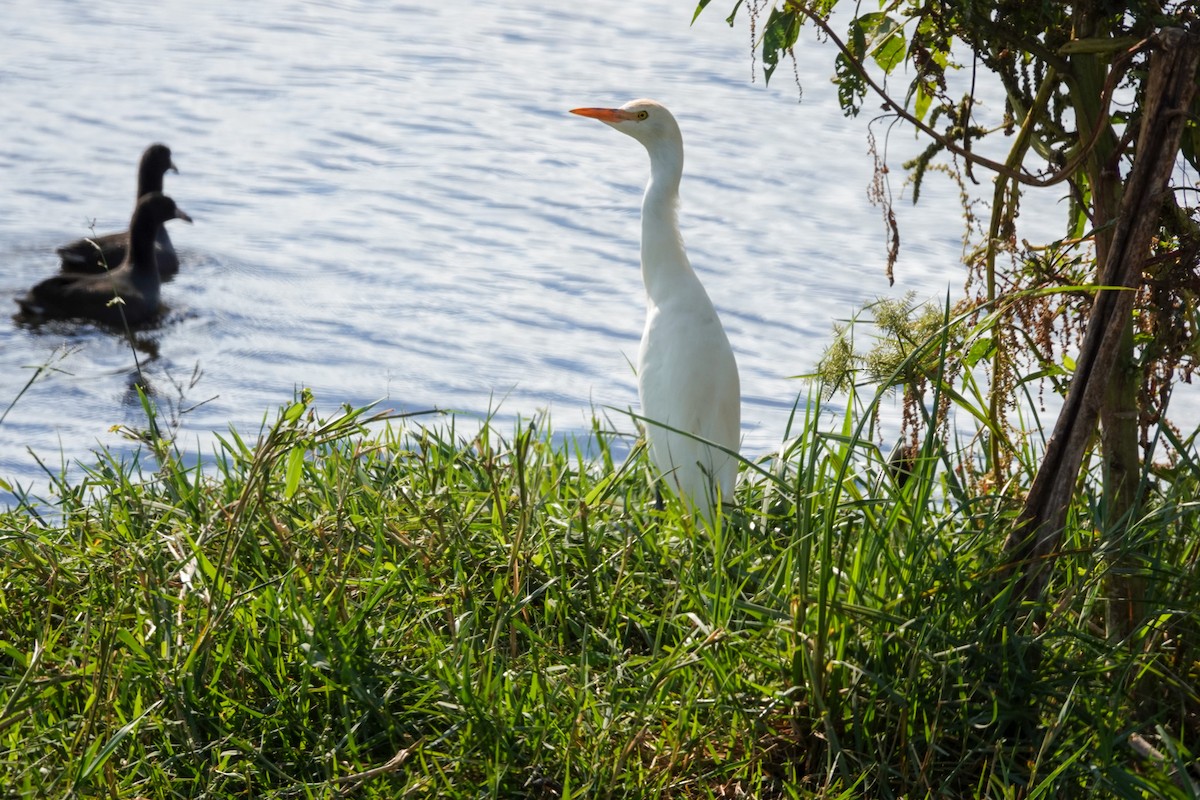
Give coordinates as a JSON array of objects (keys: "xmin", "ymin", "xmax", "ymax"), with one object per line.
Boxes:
[{"xmin": 571, "ymin": 99, "xmax": 741, "ymax": 519}]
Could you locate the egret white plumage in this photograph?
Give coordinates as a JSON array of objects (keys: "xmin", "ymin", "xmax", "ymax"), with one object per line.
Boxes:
[{"xmin": 571, "ymin": 99, "xmax": 741, "ymax": 519}]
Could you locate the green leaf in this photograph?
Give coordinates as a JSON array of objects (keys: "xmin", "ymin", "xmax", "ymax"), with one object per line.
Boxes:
[
  {"xmin": 724, "ymin": 0, "xmax": 743, "ymax": 27},
  {"xmin": 691, "ymin": 0, "xmax": 712, "ymax": 25},
  {"xmin": 75, "ymin": 701, "xmax": 163, "ymax": 784},
  {"xmin": 963, "ymin": 336, "xmax": 995, "ymax": 368},
  {"xmin": 849, "ymin": 17, "xmax": 868, "ymax": 60},
  {"xmin": 845, "ymin": 13, "xmax": 906, "ymax": 74},
  {"xmin": 0, "ymin": 640, "xmax": 25, "ymax": 665},
  {"xmin": 856, "ymin": 12, "xmax": 886, "ymax": 32},
  {"xmin": 914, "ymin": 80, "xmax": 931, "ymax": 121},
  {"xmin": 835, "ymin": 53, "xmax": 866, "ymax": 116},
  {"xmin": 115, "ymin": 629, "xmax": 150, "ymax": 661},
  {"xmin": 284, "ymin": 446, "xmax": 305, "ymax": 499},
  {"xmin": 1181, "ymin": 115, "xmax": 1199, "ymax": 170},
  {"xmin": 762, "ymin": 8, "xmax": 800, "ymax": 84},
  {"xmin": 872, "ymin": 29, "xmax": 906, "ymax": 73},
  {"xmin": 283, "ymin": 400, "xmax": 306, "ymax": 423}
]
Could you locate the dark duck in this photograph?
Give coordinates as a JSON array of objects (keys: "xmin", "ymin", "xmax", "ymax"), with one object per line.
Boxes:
[
  {"xmin": 18, "ymin": 193, "xmax": 192, "ymax": 327},
  {"xmin": 55, "ymin": 143, "xmax": 182, "ymax": 276}
]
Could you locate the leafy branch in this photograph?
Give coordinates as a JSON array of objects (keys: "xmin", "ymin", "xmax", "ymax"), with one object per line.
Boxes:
[{"xmin": 765, "ymin": 0, "xmax": 1148, "ymax": 188}]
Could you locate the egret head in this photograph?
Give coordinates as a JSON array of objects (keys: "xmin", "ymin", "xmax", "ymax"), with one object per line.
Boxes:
[{"xmin": 571, "ymin": 99, "xmax": 683, "ymax": 152}]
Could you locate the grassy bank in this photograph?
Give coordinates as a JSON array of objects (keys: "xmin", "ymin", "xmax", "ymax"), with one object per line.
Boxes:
[{"xmin": 1, "ymin": 390, "xmax": 1198, "ymax": 798}]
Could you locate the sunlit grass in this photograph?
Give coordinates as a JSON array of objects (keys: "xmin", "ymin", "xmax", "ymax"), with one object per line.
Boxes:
[{"xmin": 1, "ymin": 386, "xmax": 1197, "ymax": 798}]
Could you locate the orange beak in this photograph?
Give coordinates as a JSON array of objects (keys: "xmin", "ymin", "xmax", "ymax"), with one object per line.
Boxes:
[{"xmin": 570, "ymin": 107, "xmax": 638, "ymax": 122}]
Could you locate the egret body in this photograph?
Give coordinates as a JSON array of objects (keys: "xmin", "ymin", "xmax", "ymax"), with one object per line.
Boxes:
[{"xmin": 572, "ymin": 99, "xmax": 740, "ymax": 518}]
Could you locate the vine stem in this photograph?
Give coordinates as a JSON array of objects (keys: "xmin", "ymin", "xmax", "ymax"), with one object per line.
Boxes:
[{"xmin": 984, "ymin": 65, "xmax": 1060, "ymax": 475}]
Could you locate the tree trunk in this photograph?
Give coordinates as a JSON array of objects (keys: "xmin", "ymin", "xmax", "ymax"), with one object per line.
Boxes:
[
  {"xmin": 1069, "ymin": 5, "xmax": 1148, "ymax": 641},
  {"xmin": 1100, "ymin": 319, "xmax": 1145, "ymax": 640},
  {"xmin": 1003, "ymin": 27, "xmax": 1200, "ymax": 606}
]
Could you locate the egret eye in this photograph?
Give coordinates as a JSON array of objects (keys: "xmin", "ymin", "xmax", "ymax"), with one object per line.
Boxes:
[{"xmin": 636, "ymin": 110, "xmax": 649, "ymax": 120}]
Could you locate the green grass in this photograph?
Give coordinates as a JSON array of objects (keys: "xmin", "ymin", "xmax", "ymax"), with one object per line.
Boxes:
[{"xmin": 1, "ymin": 388, "xmax": 1198, "ymax": 798}]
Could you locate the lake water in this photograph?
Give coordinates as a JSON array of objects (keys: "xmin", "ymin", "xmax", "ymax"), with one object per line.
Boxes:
[{"xmin": 1, "ymin": 1, "xmax": 1192, "ymax": 505}]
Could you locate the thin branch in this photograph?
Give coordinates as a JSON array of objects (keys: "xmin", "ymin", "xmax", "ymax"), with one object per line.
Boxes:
[
  {"xmin": 784, "ymin": 0, "xmax": 1148, "ymax": 188},
  {"xmin": 330, "ymin": 739, "xmax": 420, "ymax": 793}
]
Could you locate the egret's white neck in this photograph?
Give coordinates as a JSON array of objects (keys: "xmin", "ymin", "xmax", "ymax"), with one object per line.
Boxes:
[{"xmin": 639, "ymin": 139, "xmax": 700, "ymax": 305}]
